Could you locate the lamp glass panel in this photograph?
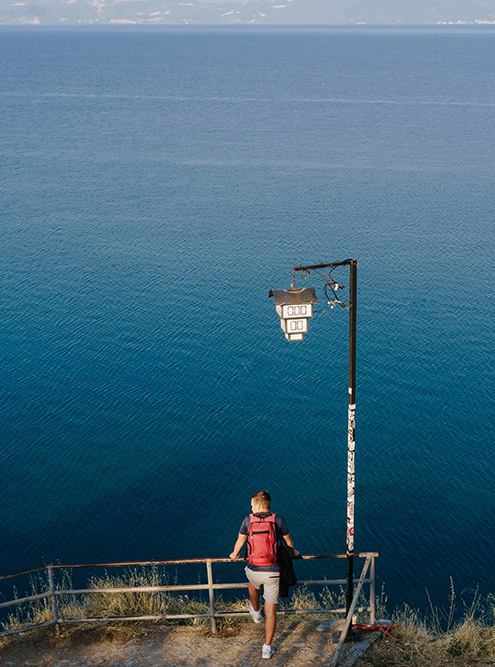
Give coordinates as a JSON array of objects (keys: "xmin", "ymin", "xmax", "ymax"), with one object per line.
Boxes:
[
  {"xmin": 282, "ymin": 303, "xmax": 313, "ymax": 319},
  {"xmin": 281, "ymin": 318, "xmax": 308, "ymax": 334}
]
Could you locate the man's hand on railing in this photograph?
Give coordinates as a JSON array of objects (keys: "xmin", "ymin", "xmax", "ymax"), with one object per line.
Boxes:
[{"xmin": 230, "ymin": 534, "xmax": 248, "ymax": 560}]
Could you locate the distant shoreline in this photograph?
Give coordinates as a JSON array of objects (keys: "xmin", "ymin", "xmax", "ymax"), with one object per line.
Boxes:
[{"xmin": 1, "ymin": 23, "xmax": 495, "ymax": 29}]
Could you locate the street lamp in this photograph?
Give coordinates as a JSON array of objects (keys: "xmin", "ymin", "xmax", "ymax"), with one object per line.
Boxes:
[
  {"xmin": 269, "ymin": 259, "xmax": 358, "ymax": 624},
  {"xmin": 268, "ymin": 287, "xmax": 319, "ymax": 341}
]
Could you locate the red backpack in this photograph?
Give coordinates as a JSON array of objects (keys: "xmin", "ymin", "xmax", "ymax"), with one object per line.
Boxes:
[{"xmin": 247, "ymin": 513, "xmax": 278, "ymax": 566}]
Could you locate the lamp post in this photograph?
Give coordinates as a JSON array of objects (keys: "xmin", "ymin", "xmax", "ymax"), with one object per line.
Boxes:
[{"xmin": 269, "ymin": 259, "xmax": 357, "ymax": 622}]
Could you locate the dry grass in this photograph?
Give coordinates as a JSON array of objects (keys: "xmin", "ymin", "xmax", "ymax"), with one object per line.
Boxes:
[
  {"xmin": 360, "ymin": 583, "xmax": 495, "ymax": 666},
  {"xmin": 86, "ymin": 568, "xmax": 210, "ymax": 619},
  {"xmin": 360, "ymin": 626, "xmax": 495, "ymax": 666}
]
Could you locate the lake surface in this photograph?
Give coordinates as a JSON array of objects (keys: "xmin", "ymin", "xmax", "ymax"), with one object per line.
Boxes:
[{"xmin": 0, "ymin": 25, "xmax": 494, "ymax": 612}]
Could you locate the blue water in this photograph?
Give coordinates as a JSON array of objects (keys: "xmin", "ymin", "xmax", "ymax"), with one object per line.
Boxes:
[{"xmin": 0, "ymin": 26, "xmax": 494, "ymax": 612}]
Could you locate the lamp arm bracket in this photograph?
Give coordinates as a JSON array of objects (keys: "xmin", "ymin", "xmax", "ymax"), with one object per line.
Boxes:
[
  {"xmin": 291, "ymin": 259, "xmax": 356, "ymax": 308},
  {"xmin": 292, "ymin": 259, "xmax": 356, "ymax": 272}
]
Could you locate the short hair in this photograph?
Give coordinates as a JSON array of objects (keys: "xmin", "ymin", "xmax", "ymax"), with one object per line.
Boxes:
[{"xmin": 251, "ymin": 490, "xmax": 271, "ymax": 509}]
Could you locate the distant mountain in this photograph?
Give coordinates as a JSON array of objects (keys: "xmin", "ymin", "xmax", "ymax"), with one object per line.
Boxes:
[{"xmin": 1, "ymin": 0, "xmax": 494, "ymax": 26}]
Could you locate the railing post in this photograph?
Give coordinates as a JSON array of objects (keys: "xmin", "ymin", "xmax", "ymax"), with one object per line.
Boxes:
[
  {"xmin": 47, "ymin": 566, "xmax": 59, "ymax": 630},
  {"xmin": 206, "ymin": 560, "xmax": 217, "ymax": 633},
  {"xmin": 369, "ymin": 555, "xmax": 376, "ymax": 625},
  {"xmin": 332, "ymin": 556, "xmax": 371, "ymax": 666}
]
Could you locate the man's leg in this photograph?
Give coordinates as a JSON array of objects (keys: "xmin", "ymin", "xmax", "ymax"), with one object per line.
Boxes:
[
  {"xmin": 249, "ymin": 581, "xmax": 261, "ymax": 612},
  {"xmin": 264, "ymin": 602, "xmax": 277, "ymax": 646}
]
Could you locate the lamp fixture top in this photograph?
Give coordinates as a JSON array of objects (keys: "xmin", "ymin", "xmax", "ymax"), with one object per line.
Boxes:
[{"xmin": 268, "ymin": 287, "xmax": 319, "ymax": 306}]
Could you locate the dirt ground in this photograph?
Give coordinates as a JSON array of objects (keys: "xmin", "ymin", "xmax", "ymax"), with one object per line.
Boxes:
[
  {"xmin": 0, "ymin": 620, "xmax": 356, "ymax": 667},
  {"xmin": 2, "ymin": 622, "xmax": 494, "ymax": 667}
]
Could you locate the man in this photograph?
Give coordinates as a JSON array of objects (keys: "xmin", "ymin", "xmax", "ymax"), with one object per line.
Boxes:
[{"xmin": 230, "ymin": 490, "xmax": 299, "ymax": 660}]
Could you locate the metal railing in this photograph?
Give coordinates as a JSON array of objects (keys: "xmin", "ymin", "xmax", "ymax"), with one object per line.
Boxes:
[{"xmin": 0, "ymin": 552, "xmax": 378, "ymax": 641}]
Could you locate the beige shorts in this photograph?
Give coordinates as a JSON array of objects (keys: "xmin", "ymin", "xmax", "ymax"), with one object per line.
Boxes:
[{"xmin": 245, "ymin": 566, "xmax": 280, "ymax": 605}]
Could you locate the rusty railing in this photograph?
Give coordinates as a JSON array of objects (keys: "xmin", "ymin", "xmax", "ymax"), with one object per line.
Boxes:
[{"xmin": 0, "ymin": 552, "xmax": 378, "ymax": 638}]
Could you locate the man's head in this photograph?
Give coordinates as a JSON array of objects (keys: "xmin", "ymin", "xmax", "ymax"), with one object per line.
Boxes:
[{"xmin": 251, "ymin": 490, "xmax": 271, "ymax": 513}]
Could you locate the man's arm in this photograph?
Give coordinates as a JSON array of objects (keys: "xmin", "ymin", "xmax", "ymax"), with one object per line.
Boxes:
[
  {"xmin": 230, "ymin": 533, "xmax": 247, "ymax": 559},
  {"xmin": 282, "ymin": 533, "xmax": 300, "ymax": 556}
]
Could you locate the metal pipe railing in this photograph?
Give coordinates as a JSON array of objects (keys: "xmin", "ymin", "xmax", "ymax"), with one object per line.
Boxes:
[{"xmin": 0, "ymin": 552, "xmax": 378, "ymax": 638}]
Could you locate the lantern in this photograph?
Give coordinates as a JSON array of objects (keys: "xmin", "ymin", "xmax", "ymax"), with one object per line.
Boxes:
[{"xmin": 268, "ymin": 287, "xmax": 319, "ymax": 341}]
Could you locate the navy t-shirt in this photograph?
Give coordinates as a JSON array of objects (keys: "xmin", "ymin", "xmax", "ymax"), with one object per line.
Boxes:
[{"xmin": 239, "ymin": 512, "xmax": 289, "ymax": 573}]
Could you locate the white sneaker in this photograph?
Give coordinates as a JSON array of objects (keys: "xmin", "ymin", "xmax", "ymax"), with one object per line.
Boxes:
[
  {"xmin": 248, "ymin": 601, "xmax": 262, "ymax": 623},
  {"xmin": 262, "ymin": 644, "xmax": 275, "ymax": 659}
]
